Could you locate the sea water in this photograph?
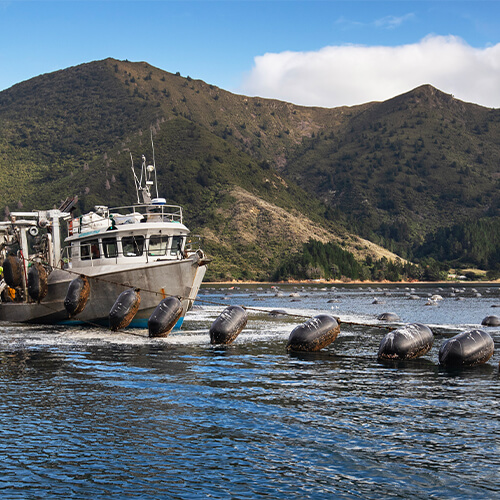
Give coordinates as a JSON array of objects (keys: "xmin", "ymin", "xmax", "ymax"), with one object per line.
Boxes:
[{"xmin": 0, "ymin": 283, "xmax": 499, "ymax": 499}]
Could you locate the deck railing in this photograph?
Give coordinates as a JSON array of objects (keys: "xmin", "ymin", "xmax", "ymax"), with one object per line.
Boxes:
[
  {"xmin": 68, "ymin": 204, "xmax": 184, "ymax": 236},
  {"xmin": 110, "ymin": 204, "xmax": 183, "ymax": 223}
]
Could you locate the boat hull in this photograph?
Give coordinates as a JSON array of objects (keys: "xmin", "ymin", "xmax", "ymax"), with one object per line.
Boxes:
[{"xmin": 0, "ymin": 253, "xmax": 207, "ymax": 329}]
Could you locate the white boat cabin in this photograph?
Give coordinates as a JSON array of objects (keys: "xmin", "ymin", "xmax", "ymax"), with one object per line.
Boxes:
[{"xmin": 64, "ymin": 202, "xmax": 192, "ymax": 268}]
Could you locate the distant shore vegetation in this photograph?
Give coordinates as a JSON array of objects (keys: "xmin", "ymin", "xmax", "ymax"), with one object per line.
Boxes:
[{"xmin": 267, "ymin": 239, "xmax": 499, "ymax": 284}]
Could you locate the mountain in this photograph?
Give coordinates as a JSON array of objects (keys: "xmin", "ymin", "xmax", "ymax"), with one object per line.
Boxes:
[
  {"xmin": 282, "ymin": 85, "xmax": 500, "ymax": 258},
  {"xmin": 1, "ymin": 58, "xmax": 499, "ymax": 279}
]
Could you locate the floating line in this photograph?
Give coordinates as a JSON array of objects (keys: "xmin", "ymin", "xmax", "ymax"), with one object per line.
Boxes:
[{"xmin": 20, "ymin": 256, "xmax": 395, "ymax": 332}]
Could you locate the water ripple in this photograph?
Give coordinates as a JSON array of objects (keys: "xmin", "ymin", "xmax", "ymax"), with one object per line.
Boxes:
[{"xmin": 0, "ymin": 283, "xmax": 499, "ymax": 498}]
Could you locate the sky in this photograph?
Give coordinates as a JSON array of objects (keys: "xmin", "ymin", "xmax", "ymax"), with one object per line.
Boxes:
[{"xmin": 1, "ymin": 0, "xmax": 500, "ymax": 108}]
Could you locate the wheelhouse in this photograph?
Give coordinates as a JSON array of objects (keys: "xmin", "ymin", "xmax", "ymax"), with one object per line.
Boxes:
[{"xmin": 63, "ymin": 202, "xmax": 193, "ymax": 268}]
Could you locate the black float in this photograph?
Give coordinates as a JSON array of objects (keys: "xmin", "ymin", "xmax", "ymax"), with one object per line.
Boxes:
[
  {"xmin": 148, "ymin": 296, "xmax": 183, "ymax": 338},
  {"xmin": 109, "ymin": 289, "xmax": 141, "ymax": 331},
  {"xmin": 481, "ymin": 315, "xmax": 500, "ymax": 327},
  {"xmin": 269, "ymin": 309, "xmax": 287, "ymax": 317},
  {"xmin": 3, "ymin": 255, "xmax": 23, "ymax": 288},
  {"xmin": 439, "ymin": 330, "xmax": 494, "ymax": 368},
  {"xmin": 286, "ymin": 314, "xmax": 340, "ymax": 352},
  {"xmin": 377, "ymin": 312, "xmax": 400, "ymax": 322},
  {"xmin": 64, "ymin": 275, "xmax": 90, "ymax": 317},
  {"xmin": 378, "ymin": 323, "xmax": 433, "ymax": 360},
  {"xmin": 27, "ymin": 262, "xmax": 48, "ymax": 303},
  {"xmin": 209, "ymin": 305, "xmax": 248, "ymax": 345}
]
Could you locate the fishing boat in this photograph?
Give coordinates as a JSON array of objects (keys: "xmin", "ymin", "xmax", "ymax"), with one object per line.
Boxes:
[{"xmin": 0, "ymin": 152, "xmax": 210, "ymax": 328}]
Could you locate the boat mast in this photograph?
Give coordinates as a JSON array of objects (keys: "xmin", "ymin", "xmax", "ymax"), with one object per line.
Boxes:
[
  {"xmin": 130, "ymin": 133, "xmax": 160, "ymax": 205},
  {"xmin": 150, "ymin": 132, "xmax": 159, "ymax": 199}
]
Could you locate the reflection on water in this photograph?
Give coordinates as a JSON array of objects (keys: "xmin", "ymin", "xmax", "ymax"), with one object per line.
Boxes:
[{"xmin": 0, "ymin": 283, "xmax": 499, "ymax": 499}]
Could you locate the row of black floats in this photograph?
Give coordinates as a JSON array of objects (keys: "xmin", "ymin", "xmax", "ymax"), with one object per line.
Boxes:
[
  {"xmin": 108, "ymin": 290, "xmax": 183, "ymax": 336},
  {"xmin": 377, "ymin": 323, "xmax": 495, "ymax": 367},
  {"xmin": 2, "ymin": 255, "xmax": 48, "ymax": 303},
  {"xmin": 63, "ymin": 278, "xmax": 184, "ymax": 336},
  {"xmin": 209, "ymin": 307, "xmax": 340, "ymax": 351},
  {"xmin": 211, "ymin": 306, "xmax": 495, "ymax": 369},
  {"xmin": 61, "ymin": 277, "xmax": 496, "ymax": 368}
]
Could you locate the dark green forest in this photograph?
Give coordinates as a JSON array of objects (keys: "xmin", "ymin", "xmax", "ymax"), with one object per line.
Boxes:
[
  {"xmin": 414, "ymin": 217, "xmax": 500, "ymax": 276},
  {"xmin": 272, "ymin": 240, "xmax": 447, "ymax": 282}
]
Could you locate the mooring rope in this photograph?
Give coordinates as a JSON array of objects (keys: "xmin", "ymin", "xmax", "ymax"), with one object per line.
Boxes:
[
  {"xmin": 192, "ymin": 296, "xmax": 394, "ymax": 330},
  {"xmin": 16, "ymin": 256, "xmax": 395, "ymax": 333},
  {"xmin": 26, "ymin": 296, "xmax": 148, "ymax": 338}
]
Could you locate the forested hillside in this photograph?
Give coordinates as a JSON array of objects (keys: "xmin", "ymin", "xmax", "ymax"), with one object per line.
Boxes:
[
  {"xmin": 1, "ymin": 58, "xmax": 500, "ymax": 280},
  {"xmin": 283, "ymin": 86, "xmax": 500, "ymax": 258}
]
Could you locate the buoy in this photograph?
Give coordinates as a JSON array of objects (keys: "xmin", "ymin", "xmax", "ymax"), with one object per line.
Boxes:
[
  {"xmin": 64, "ymin": 275, "xmax": 90, "ymax": 317},
  {"xmin": 377, "ymin": 312, "xmax": 400, "ymax": 321},
  {"xmin": 439, "ymin": 330, "xmax": 494, "ymax": 368},
  {"xmin": 378, "ymin": 323, "xmax": 433, "ymax": 361},
  {"xmin": 109, "ymin": 289, "xmax": 141, "ymax": 331},
  {"xmin": 148, "ymin": 296, "xmax": 183, "ymax": 338},
  {"xmin": 269, "ymin": 309, "xmax": 287, "ymax": 317},
  {"xmin": 481, "ymin": 315, "xmax": 500, "ymax": 327},
  {"xmin": 286, "ymin": 314, "xmax": 340, "ymax": 352},
  {"xmin": 27, "ymin": 262, "xmax": 48, "ymax": 302},
  {"xmin": 209, "ymin": 305, "xmax": 248, "ymax": 345},
  {"xmin": 3, "ymin": 255, "xmax": 23, "ymax": 288}
]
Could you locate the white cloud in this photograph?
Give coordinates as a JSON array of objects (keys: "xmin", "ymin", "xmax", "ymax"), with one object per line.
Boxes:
[{"xmin": 239, "ymin": 35, "xmax": 500, "ymax": 109}]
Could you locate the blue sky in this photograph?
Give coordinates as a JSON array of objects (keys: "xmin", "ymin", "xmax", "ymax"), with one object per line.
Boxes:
[{"xmin": 1, "ymin": 1, "xmax": 500, "ymax": 107}]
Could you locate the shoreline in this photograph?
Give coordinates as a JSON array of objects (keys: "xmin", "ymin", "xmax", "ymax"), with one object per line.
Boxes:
[{"xmin": 203, "ymin": 279, "xmax": 500, "ymax": 286}]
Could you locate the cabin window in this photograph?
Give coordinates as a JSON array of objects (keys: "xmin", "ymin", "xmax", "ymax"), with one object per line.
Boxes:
[
  {"xmin": 81, "ymin": 239, "xmax": 100, "ymax": 260},
  {"xmin": 170, "ymin": 236, "xmax": 184, "ymax": 256},
  {"xmin": 148, "ymin": 235, "xmax": 169, "ymax": 256},
  {"xmin": 122, "ymin": 235, "xmax": 145, "ymax": 257},
  {"xmin": 103, "ymin": 237, "xmax": 118, "ymax": 258}
]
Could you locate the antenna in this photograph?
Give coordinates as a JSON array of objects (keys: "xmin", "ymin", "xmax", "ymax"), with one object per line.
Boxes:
[
  {"xmin": 129, "ymin": 136, "xmax": 160, "ymax": 205},
  {"xmin": 130, "ymin": 152, "xmax": 142, "ymax": 204},
  {"xmin": 150, "ymin": 130, "xmax": 159, "ymax": 199},
  {"xmin": 142, "ymin": 155, "xmax": 152, "ymax": 205}
]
